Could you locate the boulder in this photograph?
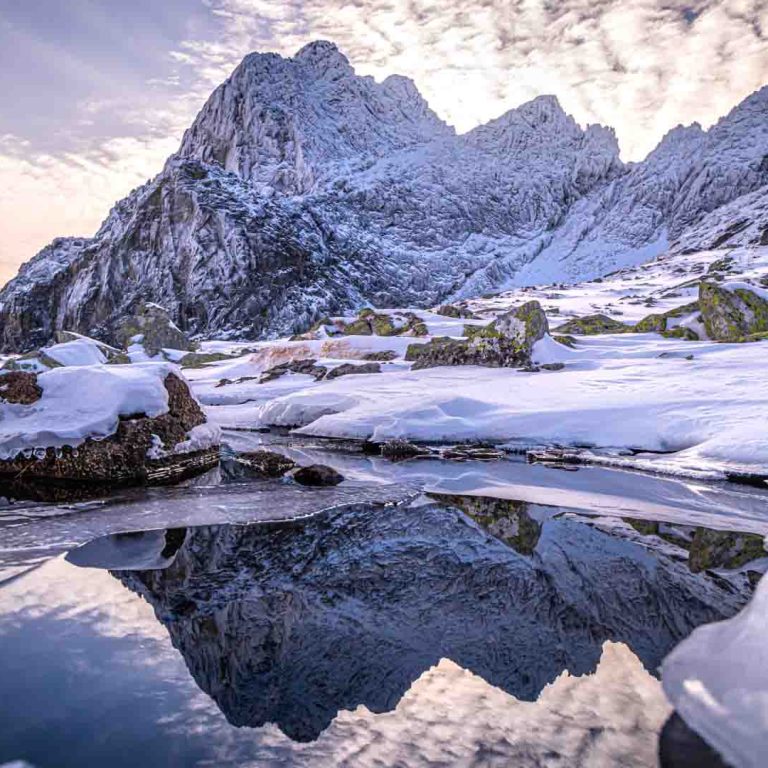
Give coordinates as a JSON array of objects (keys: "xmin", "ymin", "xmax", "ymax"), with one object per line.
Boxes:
[
  {"xmin": 234, "ymin": 450, "xmax": 297, "ymax": 477},
  {"xmin": 115, "ymin": 303, "xmax": 195, "ymax": 356},
  {"xmin": 553, "ymin": 334, "xmax": 577, "ymax": 348},
  {"xmin": 553, "ymin": 314, "xmax": 631, "ymax": 335},
  {"xmin": 290, "ymin": 464, "xmax": 344, "ymax": 486},
  {"xmin": 362, "ymin": 350, "xmax": 398, "ymax": 361},
  {"xmin": 325, "ymin": 362, "xmax": 381, "ymax": 380},
  {"xmin": 380, "ymin": 439, "xmax": 433, "ymax": 460},
  {"xmin": 407, "ymin": 300, "xmax": 548, "ymax": 370},
  {"xmin": 406, "ymin": 336, "xmax": 527, "ymax": 370},
  {"xmin": 0, "ymin": 371, "xmax": 219, "ymax": 485},
  {"xmin": 492, "ymin": 300, "xmax": 549, "ymax": 354},
  {"xmin": 699, "ymin": 281, "xmax": 768, "ymax": 341},
  {"xmin": 634, "ymin": 302, "xmax": 700, "ymax": 337},
  {"xmin": 180, "ymin": 351, "xmax": 238, "ymax": 368},
  {"xmin": 338, "ymin": 309, "xmax": 427, "ymax": 337}
]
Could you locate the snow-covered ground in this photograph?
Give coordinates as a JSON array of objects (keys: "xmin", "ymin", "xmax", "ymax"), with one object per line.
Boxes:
[
  {"xmin": 469, "ymin": 245, "xmax": 768, "ymax": 325},
  {"xmin": 182, "ymin": 245, "xmax": 768, "ymax": 483}
]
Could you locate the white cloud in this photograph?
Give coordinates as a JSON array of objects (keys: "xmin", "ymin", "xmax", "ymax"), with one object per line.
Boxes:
[{"xmin": 1, "ymin": 0, "xmax": 766, "ymax": 284}]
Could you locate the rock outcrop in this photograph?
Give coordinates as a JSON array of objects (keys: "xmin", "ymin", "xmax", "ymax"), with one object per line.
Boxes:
[
  {"xmin": 553, "ymin": 314, "xmax": 631, "ymax": 335},
  {"xmin": 115, "ymin": 302, "xmax": 195, "ymax": 356},
  {"xmin": 407, "ymin": 300, "xmax": 548, "ymax": 370},
  {"xmin": 699, "ymin": 281, "xmax": 768, "ymax": 341}
]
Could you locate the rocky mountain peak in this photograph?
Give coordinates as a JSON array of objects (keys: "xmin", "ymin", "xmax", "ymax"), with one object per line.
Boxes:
[
  {"xmin": 0, "ymin": 43, "xmax": 766, "ymax": 351},
  {"xmin": 293, "ymin": 40, "xmax": 354, "ymax": 81}
]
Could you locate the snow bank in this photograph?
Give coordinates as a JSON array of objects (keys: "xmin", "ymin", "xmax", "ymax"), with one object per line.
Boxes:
[
  {"xmin": 255, "ymin": 335, "xmax": 768, "ymax": 477},
  {"xmin": 44, "ymin": 338, "xmax": 108, "ymax": 367},
  {"xmin": 0, "ymin": 362, "xmax": 176, "ymax": 458},
  {"xmin": 662, "ymin": 574, "xmax": 768, "ymax": 768}
]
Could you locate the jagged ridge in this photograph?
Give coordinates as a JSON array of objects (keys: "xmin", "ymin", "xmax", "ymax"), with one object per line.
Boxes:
[{"xmin": 1, "ymin": 41, "xmax": 766, "ymax": 350}]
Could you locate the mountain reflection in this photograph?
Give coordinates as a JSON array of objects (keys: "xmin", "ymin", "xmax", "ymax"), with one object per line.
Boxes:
[{"xmin": 93, "ymin": 498, "xmax": 752, "ymax": 742}]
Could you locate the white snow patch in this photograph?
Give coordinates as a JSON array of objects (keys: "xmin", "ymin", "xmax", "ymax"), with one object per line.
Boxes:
[
  {"xmin": 662, "ymin": 574, "xmax": 768, "ymax": 768},
  {"xmin": 0, "ymin": 362, "xmax": 177, "ymax": 458},
  {"xmin": 43, "ymin": 339, "xmax": 108, "ymax": 367}
]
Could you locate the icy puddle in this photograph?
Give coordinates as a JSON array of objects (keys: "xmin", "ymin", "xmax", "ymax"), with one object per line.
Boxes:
[{"xmin": 1, "ymin": 456, "xmax": 767, "ymax": 767}]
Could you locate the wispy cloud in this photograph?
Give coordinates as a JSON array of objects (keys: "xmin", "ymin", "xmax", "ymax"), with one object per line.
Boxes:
[{"xmin": 0, "ymin": 0, "xmax": 766, "ymax": 283}]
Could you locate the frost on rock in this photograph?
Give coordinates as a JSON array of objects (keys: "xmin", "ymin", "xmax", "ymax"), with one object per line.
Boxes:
[{"xmin": 1, "ymin": 42, "xmax": 766, "ymax": 349}]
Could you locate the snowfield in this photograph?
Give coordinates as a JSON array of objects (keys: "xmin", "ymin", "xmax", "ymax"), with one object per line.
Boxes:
[
  {"xmin": 251, "ymin": 334, "xmax": 768, "ymax": 479},
  {"xmin": 184, "ymin": 245, "xmax": 768, "ymax": 482}
]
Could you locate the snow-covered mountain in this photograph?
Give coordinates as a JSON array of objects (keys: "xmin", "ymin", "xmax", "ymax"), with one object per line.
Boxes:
[{"xmin": 1, "ymin": 41, "xmax": 767, "ymax": 350}]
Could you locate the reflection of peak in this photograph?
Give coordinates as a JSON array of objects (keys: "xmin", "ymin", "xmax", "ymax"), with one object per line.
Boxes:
[
  {"xmin": 427, "ymin": 492, "xmax": 541, "ymax": 554},
  {"xmin": 112, "ymin": 501, "xmax": 747, "ymax": 742}
]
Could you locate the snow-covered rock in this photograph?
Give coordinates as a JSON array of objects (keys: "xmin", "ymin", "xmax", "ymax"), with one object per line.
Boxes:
[
  {"xmin": 0, "ymin": 42, "xmax": 766, "ymax": 349},
  {"xmin": 662, "ymin": 574, "xmax": 768, "ymax": 768},
  {"xmin": 0, "ymin": 363, "xmax": 220, "ymax": 485}
]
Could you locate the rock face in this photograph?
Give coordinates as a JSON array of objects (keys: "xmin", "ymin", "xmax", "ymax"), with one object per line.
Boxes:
[
  {"xmin": 1, "ymin": 42, "xmax": 767, "ymax": 350},
  {"xmin": 699, "ymin": 281, "xmax": 768, "ymax": 341},
  {"xmin": 0, "ymin": 372, "xmax": 218, "ymax": 484}
]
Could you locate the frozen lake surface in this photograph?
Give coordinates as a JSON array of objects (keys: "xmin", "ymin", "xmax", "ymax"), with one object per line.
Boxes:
[{"xmin": 1, "ymin": 441, "xmax": 766, "ymax": 767}]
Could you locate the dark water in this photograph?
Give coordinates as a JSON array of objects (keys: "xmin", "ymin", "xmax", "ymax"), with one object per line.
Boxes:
[{"xmin": 0, "ymin": 457, "xmax": 766, "ymax": 767}]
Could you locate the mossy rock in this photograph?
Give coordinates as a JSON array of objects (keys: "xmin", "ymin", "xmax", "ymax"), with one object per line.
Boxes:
[
  {"xmin": 661, "ymin": 327, "xmax": 699, "ymax": 340},
  {"xmin": 688, "ymin": 528, "xmax": 765, "ymax": 573},
  {"xmin": 341, "ymin": 310, "xmax": 426, "ymax": 337},
  {"xmin": 699, "ymin": 281, "xmax": 768, "ymax": 342},
  {"xmin": 493, "ymin": 301, "xmax": 548, "ymax": 355},
  {"xmin": 625, "ymin": 518, "xmax": 660, "ymax": 536},
  {"xmin": 341, "ymin": 317, "xmax": 374, "ymax": 336},
  {"xmin": 634, "ymin": 314, "xmax": 667, "ymax": 333},
  {"xmin": 435, "ymin": 304, "xmax": 478, "ymax": 319},
  {"xmin": 180, "ymin": 351, "xmax": 235, "ymax": 368},
  {"xmin": 463, "ymin": 323, "xmax": 503, "ymax": 340},
  {"xmin": 553, "ymin": 314, "xmax": 631, "ymax": 336},
  {"xmin": 553, "ymin": 334, "xmax": 577, "ymax": 348},
  {"xmin": 114, "ymin": 303, "xmax": 195, "ymax": 355},
  {"xmin": 371, "ymin": 314, "xmax": 398, "ymax": 336},
  {"xmin": 406, "ymin": 335, "xmax": 527, "ymax": 370},
  {"xmin": 428, "ymin": 493, "xmax": 541, "ymax": 555},
  {"xmin": 707, "ymin": 256, "xmax": 735, "ymax": 274},
  {"xmin": 634, "ymin": 301, "xmax": 700, "ymax": 335}
]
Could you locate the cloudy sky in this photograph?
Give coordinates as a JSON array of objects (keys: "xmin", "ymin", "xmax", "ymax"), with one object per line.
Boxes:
[{"xmin": 1, "ymin": 0, "xmax": 766, "ymax": 284}]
